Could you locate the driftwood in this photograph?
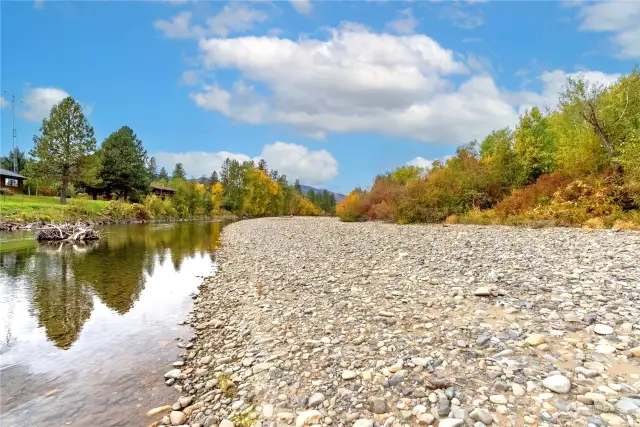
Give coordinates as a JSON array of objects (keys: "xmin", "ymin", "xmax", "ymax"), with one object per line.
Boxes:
[{"xmin": 35, "ymin": 223, "xmax": 100, "ymax": 241}]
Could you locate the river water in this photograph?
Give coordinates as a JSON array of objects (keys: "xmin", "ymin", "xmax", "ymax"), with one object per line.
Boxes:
[{"xmin": 0, "ymin": 220, "xmax": 229, "ymax": 427}]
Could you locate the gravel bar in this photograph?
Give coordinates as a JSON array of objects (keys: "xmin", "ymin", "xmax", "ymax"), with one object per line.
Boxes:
[{"xmin": 158, "ymin": 217, "xmax": 640, "ymax": 427}]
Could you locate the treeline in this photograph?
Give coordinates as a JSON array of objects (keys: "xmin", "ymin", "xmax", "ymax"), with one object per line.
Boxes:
[
  {"xmin": 13, "ymin": 96, "xmax": 326, "ymax": 220},
  {"xmin": 337, "ymin": 67, "xmax": 640, "ymax": 229}
]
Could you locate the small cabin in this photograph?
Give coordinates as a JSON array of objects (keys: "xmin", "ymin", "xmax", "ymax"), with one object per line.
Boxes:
[
  {"xmin": 150, "ymin": 185, "xmax": 176, "ymax": 200},
  {"xmin": 0, "ymin": 168, "xmax": 26, "ymax": 194}
]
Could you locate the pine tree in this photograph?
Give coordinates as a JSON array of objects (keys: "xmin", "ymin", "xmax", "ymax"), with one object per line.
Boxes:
[
  {"xmin": 172, "ymin": 163, "xmax": 186, "ymax": 180},
  {"xmin": 30, "ymin": 96, "xmax": 96, "ymax": 204}
]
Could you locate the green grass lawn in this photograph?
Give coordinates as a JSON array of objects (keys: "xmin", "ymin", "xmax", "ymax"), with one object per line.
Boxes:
[{"xmin": 0, "ymin": 194, "xmax": 109, "ymax": 223}]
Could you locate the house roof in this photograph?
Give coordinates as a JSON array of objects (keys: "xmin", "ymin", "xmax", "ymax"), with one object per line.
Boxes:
[
  {"xmin": 151, "ymin": 185, "xmax": 176, "ymax": 192},
  {"xmin": 0, "ymin": 168, "xmax": 26, "ymax": 179}
]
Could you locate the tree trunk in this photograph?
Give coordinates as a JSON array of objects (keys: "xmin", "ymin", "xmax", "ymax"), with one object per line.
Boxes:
[{"xmin": 61, "ymin": 169, "xmax": 69, "ymax": 205}]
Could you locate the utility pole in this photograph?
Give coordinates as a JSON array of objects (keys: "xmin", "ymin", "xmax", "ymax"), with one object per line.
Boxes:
[{"xmin": 3, "ymin": 91, "xmax": 21, "ymax": 173}]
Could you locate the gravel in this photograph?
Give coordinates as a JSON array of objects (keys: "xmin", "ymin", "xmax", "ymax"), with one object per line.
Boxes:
[{"xmin": 157, "ymin": 217, "xmax": 640, "ymax": 427}]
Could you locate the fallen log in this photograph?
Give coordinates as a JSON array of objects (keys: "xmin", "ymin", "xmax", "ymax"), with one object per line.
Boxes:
[{"xmin": 35, "ymin": 223, "xmax": 100, "ymax": 241}]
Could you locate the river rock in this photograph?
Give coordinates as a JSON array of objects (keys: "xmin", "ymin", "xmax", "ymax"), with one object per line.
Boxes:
[
  {"xmin": 525, "ymin": 334, "xmax": 545, "ymax": 346},
  {"xmin": 593, "ymin": 324, "xmax": 614, "ymax": 335},
  {"xmin": 308, "ymin": 392, "xmax": 325, "ymax": 407},
  {"xmin": 295, "ymin": 410, "xmax": 323, "ymax": 427},
  {"xmin": 470, "ymin": 408, "xmax": 493, "ymax": 424},
  {"xmin": 543, "ymin": 375, "xmax": 571, "ymax": 393},
  {"xmin": 169, "ymin": 411, "xmax": 187, "ymax": 426},
  {"xmin": 353, "ymin": 420, "xmax": 374, "ymax": 427}
]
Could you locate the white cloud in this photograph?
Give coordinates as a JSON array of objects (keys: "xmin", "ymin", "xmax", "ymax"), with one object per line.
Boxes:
[
  {"xmin": 188, "ymin": 25, "xmax": 533, "ymax": 144},
  {"xmin": 440, "ymin": 5, "xmax": 483, "ymax": 30},
  {"xmin": 154, "ymin": 4, "xmax": 268, "ymax": 40},
  {"xmin": 386, "ymin": 8, "xmax": 419, "ymax": 35},
  {"xmin": 576, "ymin": 0, "xmax": 640, "ymax": 58},
  {"xmin": 154, "ymin": 142, "xmax": 338, "ymax": 185},
  {"xmin": 290, "ymin": 0, "xmax": 312, "ymax": 15},
  {"xmin": 154, "ymin": 11, "xmax": 202, "ymax": 39},
  {"xmin": 155, "ymin": 150, "xmax": 251, "ymax": 178},
  {"xmin": 506, "ymin": 69, "xmax": 621, "ymax": 115},
  {"xmin": 19, "ymin": 87, "xmax": 69, "ymax": 122},
  {"xmin": 260, "ymin": 141, "xmax": 338, "ymax": 185},
  {"xmin": 0, "ymin": 96, "xmax": 9, "ymax": 108},
  {"xmin": 407, "ymin": 156, "xmax": 434, "ymax": 169},
  {"xmin": 207, "ymin": 3, "xmax": 268, "ymax": 37}
]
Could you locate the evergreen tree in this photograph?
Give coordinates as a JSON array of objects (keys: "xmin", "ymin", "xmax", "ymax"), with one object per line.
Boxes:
[
  {"xmin": 172, "ymin": 163, "xmax": 186, "ymax": 180},
  {"xmin": 100, "ymin": 126, "xmax": 150, "ymax": 198},
  {"xmin": 258, "ymin": 159, "xmax": 268, "ymax": 173},
  {"xmin": 158, "ymin": 167, "xmax": 169, "ymax": 181},
  {"xmin": 294, "ymin": 179, "xmax": 302, "ymax": 194},
  {"xmin": 147, "ymin": 156, "xmax": 158, "ymax": 180},
  {"xmin": 30, "ymin": 96, "xmax": 96, "ymax": 204},
  {"xmin": 210, "ymin": 170, "xmax": 219, "ymax": 185}
]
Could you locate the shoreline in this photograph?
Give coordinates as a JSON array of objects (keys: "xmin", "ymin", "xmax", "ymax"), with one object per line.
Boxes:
[
  {"xmin": 0, "ymin": 214, "xmax": 238, "ymax": 232},
  {"xmin": 153, "ymin": 217, "xmax": 640, "ymax": 427}
]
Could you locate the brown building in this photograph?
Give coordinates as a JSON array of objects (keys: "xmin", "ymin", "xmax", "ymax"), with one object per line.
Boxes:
[
  {"xmin": 0, "ymin": 168, "xmax": 26, "ymax": 194},
  {"xmin": 150, "ymin": 185, "xmax": 176, "ymax": 200}
]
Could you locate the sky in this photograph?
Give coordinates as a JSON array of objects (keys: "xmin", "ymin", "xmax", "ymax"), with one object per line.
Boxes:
[{"xmin": 1, "ymin": 0, "xmax": 638, "ymax": 194}]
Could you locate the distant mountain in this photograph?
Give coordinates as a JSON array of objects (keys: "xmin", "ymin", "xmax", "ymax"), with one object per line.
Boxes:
[{"xmin": 299, "ymin": 184, "xmax": 346, "ymax": 202}]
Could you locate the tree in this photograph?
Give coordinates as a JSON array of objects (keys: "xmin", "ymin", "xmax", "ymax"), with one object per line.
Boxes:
[
  {"xmin": 158, "ymin": 167, "xmax": 169, "ymax": 181},
  {"xmin": 1, "ymin": 147, "xmax": 27, "ymax": 173},
  {"xmin": 172, "ymin": 163, "xmax": 186, "ymax": 180},
  {"xmin": 210, "ymin": 170, "xmax": 219, "ymax": 185},
  {"xmin": 30, "ymin": 96, "xmax": 97, "ymax": 204},
  {"xmin": 220, "ymin": 158, "xmax": 245, "ymax": 211},
  {"xmin": 294, "ymin": 179, "xmax": 302, "ymax": 194},
  {"xmin": 258, "ymin": 159, "xmax": 268, "ymax": 173},
  {"xmin": 100, "ymin": 126, "xmax": 150, "ymax": 199},
  {"xmin": 514, "ymin": 107, "xmax": 557, "ymax": 185},
  {"xmin": 147, "ymin": 157, "xmax": 158, "ymax": 180}
]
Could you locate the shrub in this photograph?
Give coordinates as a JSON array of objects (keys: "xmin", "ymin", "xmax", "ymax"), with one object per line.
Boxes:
[
  {"xmin": 143, "ymin": 195, "xmax": 166, "ymax": 219},
  {"xmin": 68, "ymin": 198, "xmax": 90, "ymax": 215},
  {"xmin": 103, "ymin": 200, "xmax": 150, "ymax": 221},
  {"xmin": 0, "ymin": 188, "xmax": 13, "ymax": 196},
  {"xmin": 336, "ymin": 191, "xmax": 368, "ymax": 222},
  {"xmin": 494, "ymin": 172, "xmax": 570, "ymax": 217}
]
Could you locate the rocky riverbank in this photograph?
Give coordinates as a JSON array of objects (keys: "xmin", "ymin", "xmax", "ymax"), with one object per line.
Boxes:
[{"xmin": 157, "ymin": 217, "xmax": 640, "ymax": 427}]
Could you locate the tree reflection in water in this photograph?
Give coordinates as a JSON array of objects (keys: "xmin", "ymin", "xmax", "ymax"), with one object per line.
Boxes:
[{"xmin": 0, "ymin": 221, "xmax": 225, "ymax": 349}]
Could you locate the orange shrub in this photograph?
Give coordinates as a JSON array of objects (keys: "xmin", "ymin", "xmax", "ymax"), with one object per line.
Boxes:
[
  {"xmin": 494, "ymin": 172, "xmax": 570, "ymax": 216},
  {"xmin": 336, "ymin": 191, "xmax": 369, "ymax": 222}
]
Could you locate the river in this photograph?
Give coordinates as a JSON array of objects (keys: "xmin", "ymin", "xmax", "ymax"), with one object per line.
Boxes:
[{"xmin": 0, "ymin": 220, "xmax": 230, "ymax": 427}]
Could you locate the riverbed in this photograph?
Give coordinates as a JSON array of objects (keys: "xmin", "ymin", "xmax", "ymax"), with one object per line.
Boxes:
[{"xmin": 0, "ymin": 220, "xmax": 230, "ymax": 427}]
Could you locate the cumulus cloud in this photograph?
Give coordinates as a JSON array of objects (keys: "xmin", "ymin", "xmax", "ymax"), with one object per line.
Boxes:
[
  {"xmin": 154, "ymin": 4, "xmax": 267, "ymax": 39},
  {"xmin": 505, "ymin": 69, "xmax": 621, "ymax": 115},
  {"xmin": 386, "ymin": 8, "xmax": 419, "ymax": 35},
  {"xmin": 290, "ymin": 0, "xmax": 312, "ymax": 15},
  {"xmin": 19, "ymin": 87, "xmax": 70, "ymax": 122},
  {"xmin": 154, "ymin": 142, "xmax": 338, "ymax": 185},
  {"xmin": 188, "ymin": 24, "xmax": 527, "ymax": 145},
  {"xmin": 164, "ymin": 18, "xmax": 621, "ymax": 145},
  {"xmin": 576, "ymin": 0, "xmax": 640, "ymax": 59},
  {"xmin": 206, "ymin": 3, "xmax": 268, "ymax": 37},
  {"xmin": 406, "ymin": 156, "xmax": 434, "ymax": 169}
]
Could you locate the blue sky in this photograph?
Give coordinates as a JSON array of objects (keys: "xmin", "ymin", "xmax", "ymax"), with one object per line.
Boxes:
[{"xmin": 1, "ymin": 0, "xmax": 638, "ymax": 194}]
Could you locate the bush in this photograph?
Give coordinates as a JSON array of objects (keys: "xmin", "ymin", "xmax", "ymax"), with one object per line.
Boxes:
[
  {"xmin": 103, "ymin": 200, "xmax": 150, "ymax": 221},
  {"xmin": 68, "ymin": 198, "xmax": 90, "ymax": 215},
  {"xmin": 494, "ymin": 173, "xmax": 570, "ymax": 217},
  {"xmin": 336, "ymin": 191, "xmax": 368, "ymax": 222},
  {"xmin": 143, "ymin": 195, "xmax": 167, "ymax": 219},
  {"xmin": 0, "ymin": 188, "xmax": 13, "ymax": 196}
]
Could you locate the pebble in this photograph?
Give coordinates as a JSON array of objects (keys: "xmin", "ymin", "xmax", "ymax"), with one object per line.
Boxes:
[
  {"xmin": 342, "ymin": 370, "xmax": 357, "ymax": 380},
  {"xmin": 593, "ymin": 324, "xmax": 614, "ymax": 335},
  {"xmin": 525, "ymin": 334, "xmax": 545, "ymax": 346},
  {"xmin": 169, "ymin": 411, "xmax": 187, "ymax": 426},
  {"xmin": 543, "ymin": 375, "xmax": 571, "ymax": 393},
  {"xmin": 158, "ymin": 218, "xmax": 640, "ymax": 427},
  {"xmin": 308, "ymin": 393, "xmax": 325, "ymax": 407},
  {"xmin": 489, "ymin": 394, "xmax": 507, "ymax": 404}
]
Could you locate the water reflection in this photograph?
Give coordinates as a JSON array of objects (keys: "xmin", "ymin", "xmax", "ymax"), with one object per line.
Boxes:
[
  {"xmin": 1, "ymin": 221, "xmax": 223, "ymax": 350},
  {"xmin": 0, "ymin": 221, "xmax": 227, "ymax": 427}
]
